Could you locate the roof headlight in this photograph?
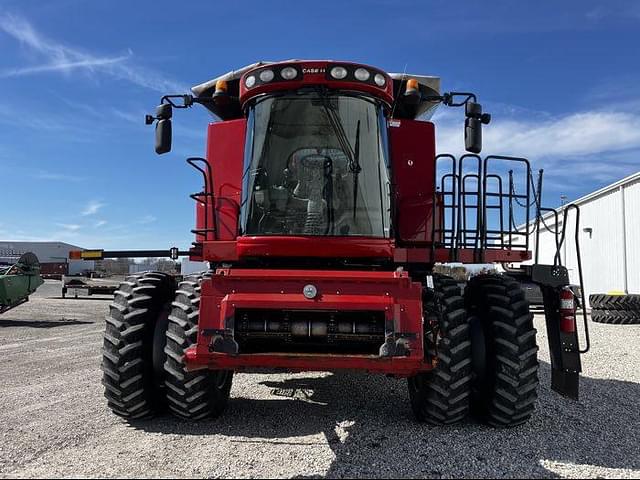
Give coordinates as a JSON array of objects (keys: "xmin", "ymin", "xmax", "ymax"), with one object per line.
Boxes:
[
  {"xmin": 330, "ymin": 66, "xmax": 348, "ymax": 79},
  {"xmin": 354, "ymin": 68, "xmax": 370, "ymax": 81},
  {"xmin": 374, "ymin": 73, "xmax": 386, "ymax": 87},
  {"xmin": 259, "ymin": 69, "xmax": 275, "ymax": 82},
  {"xmin": 280, "ymin": 66, "xmax": 298, "ymax": 80},
  {"xmin": 245, "ymin": 75, "xmax": 256, "ymax": 88}
]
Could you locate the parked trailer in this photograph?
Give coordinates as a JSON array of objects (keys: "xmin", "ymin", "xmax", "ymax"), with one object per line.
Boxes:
[{"xmin": 62, "ymin": 274, "xmax": 120, "ymax": 298}]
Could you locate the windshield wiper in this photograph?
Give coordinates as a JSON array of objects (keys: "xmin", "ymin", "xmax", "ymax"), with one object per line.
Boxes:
[
  {"xmin": 317, "ymin": 88, "xmax": 362, "ymax": 222},
  {"xmin": 352, "ymin": 120, "xmax": 361, "ymax": 221}
]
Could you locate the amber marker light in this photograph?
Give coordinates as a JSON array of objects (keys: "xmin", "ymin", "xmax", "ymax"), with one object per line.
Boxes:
[
  {"xmin": 214, "ymin": 80, "xmax": 228, "ymax": 95},
  {"xmin": 405, "ymin": 78, "xmax": 419, "ymax": 94}
]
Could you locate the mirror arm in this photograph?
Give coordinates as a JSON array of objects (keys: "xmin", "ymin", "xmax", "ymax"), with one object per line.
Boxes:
[
  {"xmin": 160, "ymin": 94, "xmax": 194, "ymax": 109},
  {"xmin": 146, "ymin": 94, "xmax": 241, "ymax": 125},
  {"xmin": 158, "ymin": 94, "xmax": 240, "ymax": 109},
  {"xmin": 192, "ymin": 96, "xmax": 240, "ymax": 106},
  {"xmin": 442, "ymin": 92, "xmax": 477, "ymax": 107},
  {"xmin": 429, "ymin": 91, "xmax": 490, "ymax": 154},
  {"xmin": 422, "ymin": 92, "xmax": 483, "ymax": 111},
  {"xmin": 145, "ymin": 95, "xmax": 193, "ymax": 125}
]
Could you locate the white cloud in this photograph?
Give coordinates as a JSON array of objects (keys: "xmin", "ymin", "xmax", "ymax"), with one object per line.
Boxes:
[
  {"xmin": 2, "ymin": 55, "xmax": 131, "ymax": 78},
  {"xmin": 137, "ymin": 215, "xmax": 157, "ymax": 224},
  {"xmin": 94, "ymin": 220, "xmax": 107, "ymax": 228},
  {"xmin": 434, "ymin": 107, "xmax": 640, "ymax": 193},
  {"xmin": 35, "ymin": 170, "xmax": 85, "ymax": 182},
  {"xmin": 436, "ymin": 109, "xmax": 640, "ymax": 161},
  {"xmin": 110, "ymin": 108, "xmax": 143, "ymax": 124},
  {"xmin": 0, "ymin": 13, "xmax": 187, "ymax": 92},
  {"xmin": 81, "ymin": 200, "xmax": 105, "ymax": 216},
  {"xmin": 55, "ymin": 223, "xmax": 81, "ymax": 231}
]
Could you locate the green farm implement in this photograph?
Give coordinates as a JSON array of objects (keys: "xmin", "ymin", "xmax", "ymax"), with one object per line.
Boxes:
[{"xmin": 0, "ymin": 252, "xmax": 44, "ymax": 314}]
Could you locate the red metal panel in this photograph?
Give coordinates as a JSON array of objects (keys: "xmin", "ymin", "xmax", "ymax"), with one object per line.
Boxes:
[
  {"xmin": 217, "ymin": 268, "xmax": 409, "ymax": 282},
  {"xmin": 236, "ymin": 236, "xmax": 394, "ymax": 259},
  {"xmin": 390, "ymin": 119, "xmax": 437, "ymax": 245},
  {"xmin": 206, "ymin": 119, "xmax": 246, "ymax": 241},
  {"xmin": 202, "ymin": 241, "xmax": 238, "ymax": 261},
  {"xmin": 393, "ymin": 247, "xmax": 532, "ymax": 263},
  {"xmin": 190, "ymin": 268, "xmax": 427, "ymax": 376},
  {"xmin": 194, "ymin": 200, "xmax": 206, "ymax": 244},
  {"xmin": 185, "ymin": 351, "xmax": 432, "ymax": 377}
]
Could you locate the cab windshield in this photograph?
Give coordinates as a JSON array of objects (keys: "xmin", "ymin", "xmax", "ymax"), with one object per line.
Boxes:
[{"xmin": 241, "ymin": 90, "xmax": 391, "ymax": 237}]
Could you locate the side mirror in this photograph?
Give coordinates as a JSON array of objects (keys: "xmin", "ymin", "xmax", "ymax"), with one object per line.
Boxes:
[
  {"xmin": 464, "ymin": 101, "xmax": 490, "ymax": 154},
  {"xmin": 155, "ymin": 119, "xmax": 172, "ymax": 154},
  {"xmin": 465, "ymin": 117, "xmax": 482, "ymax": 154},
  {"xmin": 153, "ymin": 104, "xmax": 172, "ymax": 154}
]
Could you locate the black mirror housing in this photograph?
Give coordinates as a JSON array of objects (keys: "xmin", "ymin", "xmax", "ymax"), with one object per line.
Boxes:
[
  {"xmin": 156, "ymin": 103, "xmax": 172, "ymax": 119},
  {"xmin": 465, "ymin": 101, "xmax": 482, "ymax": 118},
  {"xmin": 465, "ymin": 117, "xmax": 482, "ymax": 154},
  {"xmin": 155, "ymin": 119, "xmax": 172, "ymax": 154}
]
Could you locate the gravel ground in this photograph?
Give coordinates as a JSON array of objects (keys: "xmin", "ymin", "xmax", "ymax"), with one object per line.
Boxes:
[{"xmin": 1, "ymin": 280, "xmax": 639, "ymax": 478}]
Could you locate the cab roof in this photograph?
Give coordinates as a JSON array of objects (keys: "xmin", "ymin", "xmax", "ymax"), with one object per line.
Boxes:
[{"xmin": 191, "ymin": 60, "xmax": 441, "ymax": 121}]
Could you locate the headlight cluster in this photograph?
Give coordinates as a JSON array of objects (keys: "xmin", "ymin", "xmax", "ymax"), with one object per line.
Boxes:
[
  {"xmin": 327, "ymin": 64, "xmax": 387, "ymax": 87},
  {"xmin": 244, "ymin": 66, "xmax": 301, "ymax": 88},
  {"xmin": 243, "ymin": 64, "xmax": 389, "ymax": 90}
]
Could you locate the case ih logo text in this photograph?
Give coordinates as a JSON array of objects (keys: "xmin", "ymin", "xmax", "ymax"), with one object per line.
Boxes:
[{"xmin": 302, "ymin": 67, "xmax": 325, "ymax": 74}]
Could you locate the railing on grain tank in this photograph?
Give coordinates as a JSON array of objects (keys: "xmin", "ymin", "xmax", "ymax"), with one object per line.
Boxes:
[{"xmin": 432, "ymin": 154, "xmax": 532, "ymax": 262}]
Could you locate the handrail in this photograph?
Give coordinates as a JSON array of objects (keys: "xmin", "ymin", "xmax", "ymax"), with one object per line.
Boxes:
[
  {"xmin": 187, "ymin": 157, "xmax": 217, "ymax": 241},
  {"xmin": 557, "ymin": 204, "xmax": 590, "ymax": 354}
]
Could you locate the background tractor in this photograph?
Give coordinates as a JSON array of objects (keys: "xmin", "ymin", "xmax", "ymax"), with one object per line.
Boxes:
[{"xmin": 89, "ymin": 60, "xmax": 590, "ymax": 426}]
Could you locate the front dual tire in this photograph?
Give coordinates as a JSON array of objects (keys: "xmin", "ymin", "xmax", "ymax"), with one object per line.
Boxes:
[
  {"xmin": 408, "ymin": 274, "xmax": 540, "ymax": 427},
  {"xmin": 408, "ymin": 275, "xmax": 472, "ymax": 425},
  {"xmin": 102, "ymin": 271, "xmax": 539, "ymax": 426},
  {"xmin": 101, "ymin": 272, "xmax": 232, "ymax": 420},
  {"xmin": 164, "ymin": 276, "xmax": 233, "ymax": 419}
]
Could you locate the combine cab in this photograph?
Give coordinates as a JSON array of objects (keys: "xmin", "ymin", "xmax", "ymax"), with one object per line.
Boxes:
[
  {"xmin": 91, "ymin": 60, "xmax": 590, "ymax": 426},
  {"xmin": 0, "ymin": 252, "xmax": 44, "ymax": 314}
]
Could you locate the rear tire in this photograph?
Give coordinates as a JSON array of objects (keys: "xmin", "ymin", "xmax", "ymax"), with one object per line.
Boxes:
[
  {"xmin": 589, "ymin": 293, "xmax": 640, "ymax": 312},
  {"xmin": 465, "ymin": 274, "xmax": 539, "ymax": 427},
  {"xmin": 408, "ymin": 274, "xmax": 472, "ymax": 425},
  {"xmin": 590, "ymin": 294, "xmax": 640, "ymax": 324},
  {"xmin": 164, "ymin": 274, "xmax": 233, "ymax": 420},
  {"xmin": 591, "ymin": 309, "xmax": 640, "ymax": 325},
  {"xmin": 101, "ymin": 271, "xmax": 176, "ymax": 419}
]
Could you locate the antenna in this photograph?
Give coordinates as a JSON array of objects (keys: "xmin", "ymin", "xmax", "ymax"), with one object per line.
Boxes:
[{"xmin": 390, "ymin": 63, "xmax": 408, "ymax": 119}]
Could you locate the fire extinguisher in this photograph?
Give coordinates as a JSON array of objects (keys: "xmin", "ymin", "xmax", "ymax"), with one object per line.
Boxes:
[{"xmin": 558, "ymin": 286, "xmax": 577, "ymax": 333}]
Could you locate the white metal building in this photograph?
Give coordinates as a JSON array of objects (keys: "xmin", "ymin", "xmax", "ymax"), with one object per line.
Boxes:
[
  {"xmin": 0, "ymin": 241, "xmax": 94, "ymax": 275},
  {"xmin": 527, "ymin": 172, "xmax": 640, "ymax": 306}
]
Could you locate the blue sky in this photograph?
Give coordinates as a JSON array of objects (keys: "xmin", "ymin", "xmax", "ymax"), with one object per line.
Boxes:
[{"xmin": 1, "ymin": 0, "xmax": 639, "ymax": 249}]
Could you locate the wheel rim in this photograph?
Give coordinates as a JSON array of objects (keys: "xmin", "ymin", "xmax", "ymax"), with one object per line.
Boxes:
[
  {"xmin": 151, "ymin": 307, "xmax": 170, "ymax": 390},
  {"xmin": 469, "ymin": 314, "xmax": 487, "ymax": 389}
]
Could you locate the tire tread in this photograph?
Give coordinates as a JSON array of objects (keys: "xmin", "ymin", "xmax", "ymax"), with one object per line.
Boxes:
[
  {"xmin": 466, "ymin": 274, "xmax": 539, "ymax": 428},
  {"xmin": 409, "ymin": 274, "xmax": 472, "ymax": 425},
  {"xmin": 101, "ymin": 271, "xmax": 175, "ymax": 419}
]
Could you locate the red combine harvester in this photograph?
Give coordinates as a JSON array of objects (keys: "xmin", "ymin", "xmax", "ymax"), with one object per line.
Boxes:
[{"xmin": 91, "ymin": 60, "xmax": 590, "ymax": 426}]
